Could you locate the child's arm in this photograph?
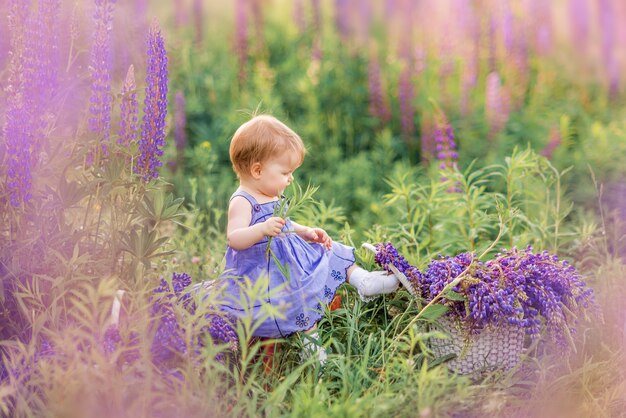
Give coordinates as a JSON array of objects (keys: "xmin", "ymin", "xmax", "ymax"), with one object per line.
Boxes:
[
  {"xmin": 227, "ymin": 197, "xmax": 286, "ymax": 250},
  {"xmin": 291, "ymin": 221, "xmax": 332, "ymax": 250}
]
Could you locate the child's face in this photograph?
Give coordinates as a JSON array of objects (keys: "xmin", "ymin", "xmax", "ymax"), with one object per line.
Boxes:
[{"xmin": 257, "ymin": 151, "xmax": 300, "ymax": 197}]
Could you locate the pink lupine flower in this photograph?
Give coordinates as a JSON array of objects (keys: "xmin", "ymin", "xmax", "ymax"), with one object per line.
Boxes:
[
  {"xmin": 541, "ymin": 127, "xmax": 561, "ymax": 160},
  {"xmin": 117, "ymin": 65, "xmax": 138, "ymax": 149},
  {"xmin": 485, "ymin": 71, "xmax": 510, "ymax": 139}
]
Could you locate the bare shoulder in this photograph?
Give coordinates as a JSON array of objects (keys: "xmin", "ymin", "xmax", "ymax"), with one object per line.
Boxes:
[
  {"xmin": 229, "ymin": 195, "xmax": 252, "ymax": 212},
  {"xmin": 228, "ymin": 195, "xmax": 253, "ymax": 227}
]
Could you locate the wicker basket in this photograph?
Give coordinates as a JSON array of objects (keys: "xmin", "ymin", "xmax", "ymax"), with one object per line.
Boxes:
[{"xmin": 429, "ymin": 316, "xmax": 525, "ymax": 375}]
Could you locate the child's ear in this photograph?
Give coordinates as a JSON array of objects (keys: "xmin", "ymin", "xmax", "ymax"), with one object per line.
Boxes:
[{"xmin": 250, "ymin": 162, "xmax": 262, "ymax": 179}]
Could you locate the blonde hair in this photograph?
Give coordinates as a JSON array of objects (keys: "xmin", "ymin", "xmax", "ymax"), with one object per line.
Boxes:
[{"xmin": 229, "ymin": 115, "xmax": 306, "ymax": 177}]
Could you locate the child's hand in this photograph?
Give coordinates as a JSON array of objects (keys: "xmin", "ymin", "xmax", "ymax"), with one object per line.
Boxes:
[
  {"xmin": 304, "ymin": 227, "xmax": 332, "ymax": 250},
  {"xmin": 263, "ymin": 217, "xmax": 286, "ymax": 237}
]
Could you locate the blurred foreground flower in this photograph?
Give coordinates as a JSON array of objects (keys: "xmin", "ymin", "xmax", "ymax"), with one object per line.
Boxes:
[{"xmin": 88, "ymin": 0, "xmax": 116, "ymax": 163}]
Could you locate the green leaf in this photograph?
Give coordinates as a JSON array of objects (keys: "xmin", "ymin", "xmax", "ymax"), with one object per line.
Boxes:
[
  {"xmin": 419, "ymin": 304, "xmax": 449, "ymax": 321},
  {"xmin": 442, "ymin": 290, "xmax": 465, "ymax": 301}
]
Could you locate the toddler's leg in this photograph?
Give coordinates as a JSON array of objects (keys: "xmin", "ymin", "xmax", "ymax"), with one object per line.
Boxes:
[
  {"xmin": 300, "ymin": 326, "xmax": 327, "ymax": 366},
  {"xmin": 346, "ymin": 265, "xmax": 399, "ymax": 302}
]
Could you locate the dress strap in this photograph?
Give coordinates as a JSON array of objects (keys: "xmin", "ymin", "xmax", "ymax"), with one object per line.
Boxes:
[{"xmin": 230, "ymin": 190, "xmax": 259, "ymax": 206}]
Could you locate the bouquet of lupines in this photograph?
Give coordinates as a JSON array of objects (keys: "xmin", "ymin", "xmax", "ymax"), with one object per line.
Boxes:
[{"xmin": 374, "ymin": 243, "xmax": 599, "ymax": 349}]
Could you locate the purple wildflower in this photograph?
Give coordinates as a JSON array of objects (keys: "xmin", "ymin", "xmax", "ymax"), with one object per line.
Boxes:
[
  {"xmin": 135, "ymin": 21, "xmax": 169, "ymax": 182},
  {"xmin": 433, "ymin": 120, "xmax": 458, "ymax": 171},
  {"xmin": 88, "ymin": 0, "xmax": 116, "ymax": 161},
  {"xmin": 102, "ymin": 325, "xmax": 122, "ymax": 355},
  {"xmin": 367, "ymin": 46, "xmax": 391, "ymax": 123},
  {"xmin": 4, "ymin": 0, "xmax": 61, "ymax": 207},
  {"xmin": 202, "ymin": 312, "xmax": 239, "ymax": 357},
  {"xmin": 151, "ymin": 306, "xmax": 187, "ymax": 364},
  {"xmin": 5, "ymin": 2, "xmax": 33, "ymax": 206},
  {"xmin": 375, "ymin": 242, "xmax": 424, "ymax": 295},
  {"xmin": 117, "ymin": 65, "xmax": 138, "ymax": 148},
  {"xmin": 4, "ymin": 105, "xmax": 33, "ymax": 207}
]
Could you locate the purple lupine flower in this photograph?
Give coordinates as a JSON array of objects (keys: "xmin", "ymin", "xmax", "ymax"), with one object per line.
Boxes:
[
  {"xmin": 398, "ymin": 61, "xmax": 415, "ymax": 144},
  {"xmin": 102, "ymin": 325, "xmax": 122, "ymax": 355},
  {"xmin": 171, "ymin": 272, "xmax": 192, "ymax": 294},
  {"xmin": 88, "ymin": 0, "xmax": 116, "ymax": 159},
  {"xmin": 173, "ymin": 91, "xmax": 187, "ymax": 172},
  {"xmin": 485, "ymin": 71, "xmax": 510, "ymax": 139},
  {"xmin": 234, "ymin": 0, "xmax": 248, "ymax": 82},
  {"xmin": 4, "ymin": 105, "xmax": 34, "ymax": 207},
  {"xmin": 151, "ymin": 305, "xmax": 187, "ymax": 364},
  {"xmin": 117, "ymin": 65, "xmax": 138, "ymax": 149},
  {"xmin": 4, "ymin": 1, "xmax": 32, "ymax": 208},
  {"xmin": 135, "ymin": 21, "xmax": 168, "ymax": 182},
  {"xmin": 25, "ymin": 0, "xmax": 61, "ymax": 147},
  {"xmin": 375, "ymin": 242, "xmax": 424, "ymax": 295},
  {"xmin": 4, "ymin": 0, "xmax": 61, "ymax": 207},
  {"xmin": 367, "ymin": 46, "xmax": 391, "ymax": 123},
  {"xmin": 202, "ymin": 312, "xmax": 239, "ymax": 360},
  {"xmin": 433, "ymin": 121, "xmax": 458, "ymax": 171}
]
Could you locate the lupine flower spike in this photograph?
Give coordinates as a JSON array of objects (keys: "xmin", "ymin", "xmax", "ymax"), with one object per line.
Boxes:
[
  {"xmin": 88, "ymin": 0, "xmax": 116, "ymax": 164},
  {"xmin": 136, "ymin": 21, "xmax": 169, "ymax": 182}
]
